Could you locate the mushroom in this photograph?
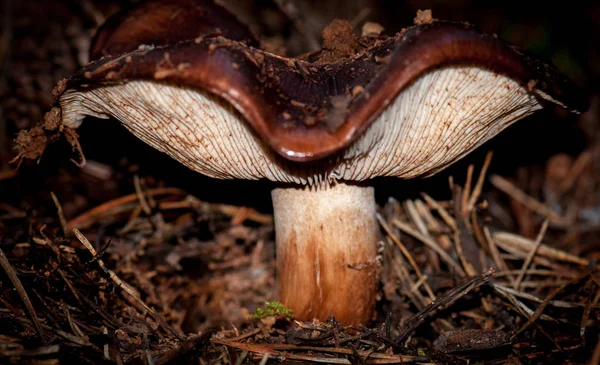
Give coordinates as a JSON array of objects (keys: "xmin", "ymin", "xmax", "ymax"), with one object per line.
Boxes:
[{"xmin": 50, "ymin": 0, "xmax": 587, "ymax": 325}]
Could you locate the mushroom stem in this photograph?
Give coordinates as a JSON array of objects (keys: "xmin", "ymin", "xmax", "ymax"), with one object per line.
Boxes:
[{"xmin": 272, "ymin": 182, "xmax": 380, "ymax": 325}]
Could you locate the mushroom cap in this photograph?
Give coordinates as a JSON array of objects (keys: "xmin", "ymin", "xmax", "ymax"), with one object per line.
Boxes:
[
  {"xmin": 57, "ymin": 1, "xmax": 588, "ymax": 184},
  {"xmin": 90, "ymin": 0, "xmax": 258, "ymax": 60}
]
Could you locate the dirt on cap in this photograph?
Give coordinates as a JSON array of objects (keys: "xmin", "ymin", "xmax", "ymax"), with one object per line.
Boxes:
[
  {"xmin": 13, "ymin": 127, "xmax": 47, "ymax": 161},
  {"xmin": 414, "ymin": 9, "xmax": 436, "ymax": 25},
  {"xmin": 317, "ymin": 19, "xmax": 361, "ymax": 63}
]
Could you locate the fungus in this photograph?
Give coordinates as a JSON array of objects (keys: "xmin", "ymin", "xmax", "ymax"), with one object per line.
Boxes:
[{"xmin": 51, "ymin": 0, "xmax": 587, "ymax": 325}]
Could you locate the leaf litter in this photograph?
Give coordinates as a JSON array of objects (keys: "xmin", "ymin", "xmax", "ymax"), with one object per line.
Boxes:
[{"xmin": 1, "ymin": 149, "xmax": 598, "ymax": 363}]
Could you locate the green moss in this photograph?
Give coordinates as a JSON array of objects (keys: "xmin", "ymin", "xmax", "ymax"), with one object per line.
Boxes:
[{"xmin": 253, "ymin": 301, "xmax": 294, "ymax": 320}]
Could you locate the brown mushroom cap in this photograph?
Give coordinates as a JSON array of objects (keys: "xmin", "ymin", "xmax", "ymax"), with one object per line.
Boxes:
[
  {"xmin": 58, "ymin": 2, "xmax": 587, "ymax": 184},
  {"xmin": 90, "ymin": 0, "xmax": 258, "ymax": 60}
]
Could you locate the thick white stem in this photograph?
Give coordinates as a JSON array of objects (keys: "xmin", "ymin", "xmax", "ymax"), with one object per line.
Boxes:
[{"xmin": 272, "ymin": 182, "xmax": 379, "ymax": 325}]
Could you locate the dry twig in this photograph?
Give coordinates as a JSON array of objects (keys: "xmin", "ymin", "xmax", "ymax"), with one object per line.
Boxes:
[
  {"xmin": 493, "ymin": 231, "xmax": 589, "ymax": 266},
  {"xmin": 0, "ymin": 248, "xmax": 45, "ymax": 340},
  {"xmin": 394, "ymin": 269, "xmax": 495, "ymax": 346},
  {"xmin": 134, "ymin": 175, "xmax": 152, "ymax": 215},
  {"xmin": 512, "ymin": 281, "xmax": 572, "ymax": 338},
  {"xmin": 212, "ymin": 339, "xmax": 426, "ymax": 364},
  {"xmin": 467, "ymin": 151, "xmax": 494, "ymax": 212},
  {"xmin": 72, "ymin": 228, "xmax": 185, "ymax": 340},
  {"xmin": 490, "ymin": 174, "xmax": 567, "ymax": 224},
  {"xmin": 378, "ymin": 213, "xmax": 436, "ymax": 301},
  {"xmin": 67, "ymin": 187, "xmax": 185, "ymax": 229},
  {"xmin": 51, "ymin": 192, "xmax": 70, "ymax": 237},
  {"xmin": 514, "ymin": 219, "xmax": 549, "ymax": 290},
  {"xmin": 391, "ymin": 218, "xmax": 465, "ymax": 277}
]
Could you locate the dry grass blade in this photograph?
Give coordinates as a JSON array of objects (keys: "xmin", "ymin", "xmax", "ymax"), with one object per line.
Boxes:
[
  {"xmin": 391, "ymin": 218, "xmax": 465, "ymax": 277},
  {"xmin": 559, "ymin": 150, "xmax": 592, "ymax": 194},
  {"xmin": 103, "ymin": 327, "xmax": 109, "ymax": 360},
  {"xmin": 414, "ymin": 199, "xmax": 450, "ymax": 260},
  {"xmin": 489, "ymin": 175, "xmax": 567, "ymax": 224},
  {"xmin": 404, "ymin": 200, "xmax": 428, "ymax": 236},
  {"xmin": 421, "ymin": 193, "xmax": 457, "ymax": 231},
  {"xmin": 211, "ymin": 340, "xmax": 426, "ymax": 364},
  {"xmin": 483, "ymin": 227, "xmax": 515, "ymax": 285},
  {"xmin": 57, "ymin": 268, "xmax": 127, "ymax": 330},
  {"xmin": 512, "ymin": 281, "xmax": 572, "ymax": 338},
  {"xmin": 118, "ymin": 204, "xmax": 143, "ymax": 235},
  {"xmin": 414, "ymin": 199, "xmax": 444, "ymax": 234},
  {"xmin": 72, "ymin": 228, "xmax": 185, "ymax": 341},
  {"xmin": 64, "ymin": 306, "xmax": 85, "ymax": 339},
  {"xmin": 258, "ymin": 353, "xmax": 270, "ymax": 365},
  {"xmin": 377, "ymin": 213, "xmax": 436, "ymax": 301},
  {"xmin": 159, "ymin": 196, "xmax": 273, "ymax": 225},
  {"xmin": 493, "ymin": 231, "xmax": 589, "ymax": 266},
  {"xmin": 56, "ymin": 268, "xmax": 81, "ymax": 304},
  {"xmin": 495, "ymin": 269, "xmax": 580, "ymax": 279},
  {"xmin": 494, "ymin": 285, "xmax": 557, "ymax": 322},
  {"xmin": 470, "ymin": 209, "xmax": 488, "ymax": 253},
  {"xmin": 0, "ymin": 248, "xmax": 45, "ymax": 340},
  {"xmin": 67, "ymin": 187, "xmax": 185, "ymax": 229},
  {"xmin": 387, "ymin": 236, "xmax": 429, "ymax": 308},
  {"xmin": 499, "ymin": 284, "xmax": 567, "ymax": 351},
  {"xmin": 452, "ymin": 187, "xmax": 479, "ymax": 276},
  {"xmin": 133, "ymin": 175, "xmax": 152, "ymax": 215},
  {"xmin": 514, "ymin": 219, "xmax": 549, "ymax": 290},
  {"xmin": 394, "ymin": 269, "xmax": 495, "ymax": 346},
  {"xmin": 51, "ymin": 192, "xmax": 70, "ymax": 237},
  {"xmin": 461, "ymin": 164, "xmax": 474, "ymax": 216},
  {"xmin": 453, "ymin": 228, "xmax": 477, "ymax": 276},
  {"xmin": 467, "ymin": 151, "xmax": 494, "ymax": 212},
  {"xmin": 493, "ymin": 284, "xmax": 596, "ymax": 308},
  {"xmin": 11, "ymin": 317, "xmax": 91, "ymax": 346}
]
